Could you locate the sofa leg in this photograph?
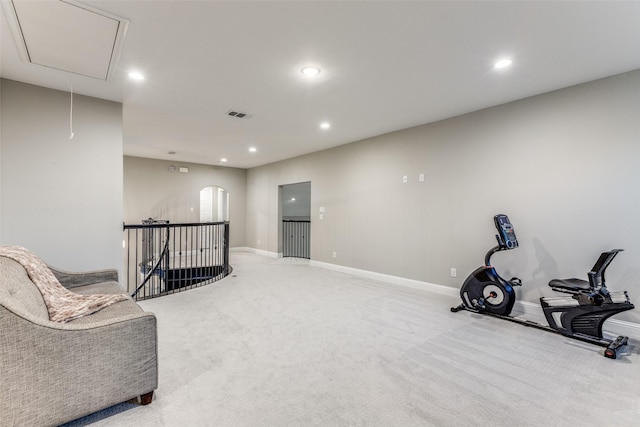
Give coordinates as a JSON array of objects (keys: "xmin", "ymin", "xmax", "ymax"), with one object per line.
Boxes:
[{"xmin": 140, "ymin": 391, "xmax": 154, "ymax": 405}]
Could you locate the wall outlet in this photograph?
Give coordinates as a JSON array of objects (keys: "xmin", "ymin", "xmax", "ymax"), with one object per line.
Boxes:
[
  {"xmin": 419, "ymin": 173, "xmax": 425, "ymax": 182},
  {"xmin": 332, "ymin": 251, "xmax": 337, "ymax": 259},
  {"xmin": 402, "ymin": 175, "xmax": 408, "ymax": 183},
  {"xmin": 450, "ymin": 268, "xmax": 457, "ymax": 278}
]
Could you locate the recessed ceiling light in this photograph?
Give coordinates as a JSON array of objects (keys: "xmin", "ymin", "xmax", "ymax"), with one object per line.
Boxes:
[
  {"xmin": 301, "ymin": 66, "xmax": 320, "ymax": 77},
  {"xmin": 128, "ymin": 71, "xmax": 145, "ymax": 80},
  {"xmin": 494, "ymin": 59, "xmax": 513, "ymax": 69},
  {"xmin": 291, "ymin": 197, "xmax": 296, "ymax": 201},
  {"xmin": 320, "ymin": 122, "xmax": 331, "ymax": 129},
  {"xmin": 220, "ymin": 158, "xmax": 228, "ymax": 163},
  {"xmin": 249, "ymin": 147, "xmax": 257, "ymax": 153}
]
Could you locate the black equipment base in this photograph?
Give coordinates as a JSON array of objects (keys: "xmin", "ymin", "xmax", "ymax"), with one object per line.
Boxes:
[{"xmin": 451, "ymin": 303, "xmax": 631, "ymax": 359}]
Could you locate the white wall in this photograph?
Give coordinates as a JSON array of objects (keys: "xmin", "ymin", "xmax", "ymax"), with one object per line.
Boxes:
[
  {"xmin": 246, "ymin": 70, "xmax": 640, "ymax": 322},
  {"xmin": 0, "ymin": 79, "xmax": 123, "ymax": 274},
  {"xmin": 123, "ymin": 156, "xmax": 247, "ymax": 248}
]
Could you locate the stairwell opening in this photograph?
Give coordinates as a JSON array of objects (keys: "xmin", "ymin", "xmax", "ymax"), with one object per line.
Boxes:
[{"xmin": 279, "ymin": 182, "xmax": 311, "ymax": 259}]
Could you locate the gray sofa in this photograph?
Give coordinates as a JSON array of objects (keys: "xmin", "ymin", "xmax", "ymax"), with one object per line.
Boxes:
[{"xmin": 0, "ymin": 255, "xmax": 158, "ymax": 427}]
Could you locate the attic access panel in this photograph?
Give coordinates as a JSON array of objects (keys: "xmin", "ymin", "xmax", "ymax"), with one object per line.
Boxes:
[{"xmin": 4, "ymin": 0, "xmax": 128, "ymax": 81}]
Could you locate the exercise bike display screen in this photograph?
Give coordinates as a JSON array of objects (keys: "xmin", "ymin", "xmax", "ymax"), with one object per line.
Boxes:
[{"xmin": 494, "ymin": 214, "xmax": 518, "ymax": 249}]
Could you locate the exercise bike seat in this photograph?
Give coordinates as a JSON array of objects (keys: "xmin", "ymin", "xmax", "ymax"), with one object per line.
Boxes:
[
  {"xmin": 548, "ymin": 278, "xmax": 591, "ymax": 293},
  {"xmin": 548, "ymin": 250, "xmax": 624, "ymax": 295}
]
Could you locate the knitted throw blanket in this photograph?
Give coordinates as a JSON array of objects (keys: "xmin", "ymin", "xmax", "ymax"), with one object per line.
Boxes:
[{"xmin": 0, "ymin": 245, "xmax": 128, "ymax": 323}]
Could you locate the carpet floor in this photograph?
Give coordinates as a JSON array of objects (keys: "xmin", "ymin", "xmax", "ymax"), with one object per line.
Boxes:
[{"xmin": 63, "ymin": 251, "xmax": 640, "ymax": 426}]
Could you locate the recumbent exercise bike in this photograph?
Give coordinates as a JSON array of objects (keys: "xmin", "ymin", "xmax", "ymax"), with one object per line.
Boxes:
[{"xmin": 451, "ymin": 214, "xmax": 634, "ymax": 359}]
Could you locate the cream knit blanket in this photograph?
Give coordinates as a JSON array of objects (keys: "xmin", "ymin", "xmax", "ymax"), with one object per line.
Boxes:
[{"xmin": 0, "ymin": 245, "xmax": 128, "ymax": 323}]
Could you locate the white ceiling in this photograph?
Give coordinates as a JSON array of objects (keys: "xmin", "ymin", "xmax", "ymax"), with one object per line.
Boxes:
[{"xmin": 2, "ymin": 1, "xmax": 639, "ymax": 169}]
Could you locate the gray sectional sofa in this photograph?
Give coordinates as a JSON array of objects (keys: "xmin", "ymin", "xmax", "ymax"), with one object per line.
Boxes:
[{"xmin": 0, "ymin": 255, "xmax": 158, "ymax": 427}]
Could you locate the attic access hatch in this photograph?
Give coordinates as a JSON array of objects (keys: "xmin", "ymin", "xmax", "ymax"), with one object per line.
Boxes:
[{"xmin": 2, "ymin": 0, "xmax": 129, "ymax": 81}]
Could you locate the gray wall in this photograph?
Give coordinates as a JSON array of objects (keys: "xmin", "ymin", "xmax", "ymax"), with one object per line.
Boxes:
[
  {"xmin": 246, "ymin": 70, "xmax": 640, "ymax": 322},
  {"xmin": 123, "ymin": 156, "xmax": 247, "ymax": 248},
  {"xmin": 0, "ymin": 78, "xmax": 3, "ymax": 243},
  {"xmin": 0, "ymin": 79, "xmax": 124, "ymax": 273}
]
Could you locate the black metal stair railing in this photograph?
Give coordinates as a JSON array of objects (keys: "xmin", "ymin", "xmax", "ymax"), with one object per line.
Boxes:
[
  {"xmin": 282, "ymin": 220, "xmax": 310, "ymax": 259},
  {"xmin": 123, "ymin": 219, "xmax": 230, "ymax": 300}
]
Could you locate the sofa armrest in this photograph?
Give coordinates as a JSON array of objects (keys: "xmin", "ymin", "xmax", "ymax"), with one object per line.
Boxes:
[{"xmin": 49, "ymin": 265, "xmax": 118, "ymax": 289}]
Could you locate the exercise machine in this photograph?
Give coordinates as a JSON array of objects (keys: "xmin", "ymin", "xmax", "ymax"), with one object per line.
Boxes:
[{"xmin": 451, "ymin": 214, "xmax": 635, "ymax": 359}]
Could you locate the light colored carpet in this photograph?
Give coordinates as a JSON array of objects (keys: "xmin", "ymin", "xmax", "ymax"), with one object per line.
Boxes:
[{"xmin": 63, "ymin": 252, "xmax": 640, "ymax": 426}]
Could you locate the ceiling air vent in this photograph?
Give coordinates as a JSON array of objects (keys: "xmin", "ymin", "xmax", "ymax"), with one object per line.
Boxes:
[{"xmin": 227, "ymin": 110, "xmax": 252, "ymax": 119}]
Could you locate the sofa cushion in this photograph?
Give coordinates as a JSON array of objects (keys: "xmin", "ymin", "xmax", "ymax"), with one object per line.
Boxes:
[{"xmin": 0, "ymin": 246, "xmax": 128, "ymax": 323}]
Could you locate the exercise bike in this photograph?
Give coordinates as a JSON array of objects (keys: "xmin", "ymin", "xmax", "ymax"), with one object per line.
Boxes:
[{"xmin": 451, "ymin": 214, "xmax": 635, "ymax": 359}]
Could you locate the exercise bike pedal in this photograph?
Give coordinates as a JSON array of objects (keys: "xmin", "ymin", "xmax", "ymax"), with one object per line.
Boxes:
[
  {"xmin": 509, "ymin": 277, "xmax": 522, "ymax": 286},
  {"xmin": 451, "ymin": 304, "xmax": 465, "ymax": 313},
  {"xmin": 471, "ymin": 298, "xmax": 487, "ymax": 311}
]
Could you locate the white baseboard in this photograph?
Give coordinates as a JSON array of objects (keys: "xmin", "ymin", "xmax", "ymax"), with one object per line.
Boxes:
[
  {"xmin": 309, "ymin": 260, "xmax": 459, "ymax": 298},
  {"xmin": 309, "ymin": 259, "xmax": 640, "ymax": 341},
  {"xmin": 232, "ymin": 247, "xmax": 280, "ymax": 259}
]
